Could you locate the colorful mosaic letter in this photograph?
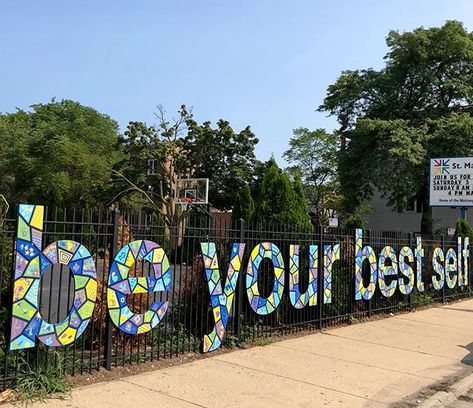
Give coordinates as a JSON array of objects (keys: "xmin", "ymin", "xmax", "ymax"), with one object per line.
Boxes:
[
  {"xmin": 201, "ymin": 242, "xmax": 245, "ymax": 353},
  {"xmin": 288, "ymin": 245, "xmax": 318, "ymax": 309},
  {"xmin": 415, "ymin": 237, "xmax": 425, "ymax": 292},
  {"xmin": 432, "ymin": 247, "xmax": 445, "ymax": 290},
  {"xmin": 107, "ymin": 240, "xmax": 171, "ymax": 335},
  {"xmin": 463, "ymin": 237, "xmax": 470, "ymax": 286},
  {"xmin": 445, "ymin": 248, "xmax": 458, "ymax": 289},
  {"xmin": 323, "ymin": 244, "xmax": 340, "ymax": 304},
  {"xmin": 355, "ymin": 229, "xmax": 377, "ymax": 300},
  {"xmin": 10, "ymin": 204, "xmax": 97, "ymax": 350},
  {"xmin": 246, "ymin": 242, "xmax": 285, "ymax": 315},
  {"xmin": 457, "ymin": 238, "xmax": 463, "ymax": 287},
  {"xmin": 378, "ymin": 246, "xmax": 397, "ymax": 298},
  {"xmin": 398, "ymin": 247, "xmax": 414, "ymax": 295}
]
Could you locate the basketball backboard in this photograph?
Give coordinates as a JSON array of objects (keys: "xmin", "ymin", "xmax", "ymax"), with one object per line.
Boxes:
[{"xmin": 175, "ymin": 178, "xmax": 209, "ymax": 205}]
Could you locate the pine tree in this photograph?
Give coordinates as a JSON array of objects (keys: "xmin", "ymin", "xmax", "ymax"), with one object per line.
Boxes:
[
  {"xmin": 254, "ymin": 162, "xmax": 281, "ymax": 224},
  {"xmin": 232, "ymin": 183, "xmax": 255, "ymax": 222},
  {"xmin": 277, "ymin": 172, "xmax": 297, "ymax": 225},
  {"xmin": 292, "ymin": 172, "xmax": 312, "ymax": 229},
  {"xmin": 254, "ymin": 162, "xmax": 311, "ymax": 228}
]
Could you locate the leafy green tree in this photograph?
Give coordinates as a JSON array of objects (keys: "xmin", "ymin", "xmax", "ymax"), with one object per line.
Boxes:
[
  {"xmin": 232, "ymin": 183, "xmax": 255, "ymax": 222},
  {"xmin": 119, "ymin": 105, "xmax": 259, "ymax": 219},
  {"xmin": 319, "ymin": 21, "xmax": 473, "ymax": 233},
  {"xmin": 117, "ymin": 105, "xmax": 192, "ymax": 225},
  {"xmin": 0, "ymin": 99, "xmax": 122, "ymax": 207},
  {"xmin": 185, "ymin": 119, "xmax": 259, "ymax": 210},
  {"xmin": 284, "ymin": 128, "xmax": 340, "ymax": 225}
]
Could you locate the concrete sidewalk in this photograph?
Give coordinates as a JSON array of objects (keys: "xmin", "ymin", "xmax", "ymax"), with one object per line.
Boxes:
[{"xmin": 7, "ymin": 300, "xmax": 473, "ymax": 408}]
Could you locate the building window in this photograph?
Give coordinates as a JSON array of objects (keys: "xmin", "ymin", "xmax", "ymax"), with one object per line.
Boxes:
[{"xmin": 147, "ymin": 159, "xmax": 158, "ymax": 176}]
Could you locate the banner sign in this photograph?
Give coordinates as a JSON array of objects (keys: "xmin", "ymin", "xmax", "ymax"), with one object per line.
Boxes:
[
  {"xmin": 430, "ymin": 157, "xmax": 473, "ymax": 207},
  {"xmin": 9, "ymin": 204, "xmax": 471, "ymax": 353}
]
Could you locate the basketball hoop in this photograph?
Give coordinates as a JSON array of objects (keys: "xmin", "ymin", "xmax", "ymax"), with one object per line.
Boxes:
[
  {"xmin": 177, "ymin": 197, "xmax": 193, "ymax": 212},
  {"xmin": 174, "ymin": 178, "xmax": 209, "ymax": 205}
]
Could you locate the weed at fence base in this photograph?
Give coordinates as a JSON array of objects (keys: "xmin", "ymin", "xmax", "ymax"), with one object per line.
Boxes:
[{"xmin": 16, "ymin": 351, "xmax": 70, "ymax": 405}]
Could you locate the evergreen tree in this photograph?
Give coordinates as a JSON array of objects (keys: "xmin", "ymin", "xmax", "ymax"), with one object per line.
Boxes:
[
  {"xmin": 232, "ymin": 183, "xmax": 255, "ymax": 222},
  {"xmin": 291, "ymin": 172, "xmax": 312, "ymax": 229},
  {"xmin": 254, "ymin": 163, "xmax": 281, "ymax": 224},
  {"xmin": 254, "ymin": 162, "xmax": 311, "ymax": 227},
  {"xmin": 455, "ymin": 219, "xmax": 473, "ymax": 239},
  {"xmin": 278, "ymin": 172, "xmax": 299, "ymax": 225}
]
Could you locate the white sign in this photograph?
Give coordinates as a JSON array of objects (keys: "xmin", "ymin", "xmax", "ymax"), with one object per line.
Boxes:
[
  {"xmin": 430, "ymin": 157, "xmax": 473, "ymax": 207},
  {"xmin": 328, "ymin": 217, "xmax": 339, "ymax": 228}
]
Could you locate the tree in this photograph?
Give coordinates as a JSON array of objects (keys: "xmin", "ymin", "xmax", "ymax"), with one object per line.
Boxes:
[
  {"xmin": 185, "ymin": 119, "xmax": 259, "ymax": 210},
  {"xmin": 0, "ymin": 99, "xmax": 122, "ymax": 207},
  {"xmin": 117, "ymin": 105, "xmax": 192, "ymax": 226},
  {"xmin": 254, "ymin": 162, "xmax": 311, "ymax": 228},
  {"xmin": 232, "ymin": 183, "xmax": 254, "ymax": 222},
  {"xmin": 118, "ymin": 105, "xmax": 259, "ymax": 223},
  {"xmin": 319, "ymin": 21, "xmax": 473, "ymax": 233},
  {"xmin": 455, "ymin": 218, "xmax": 473, "ymax": 239},
  {"xmin": 291, "ymin": 172, "xmax": 312, "ymax": 228},
  {"xmin": 283, "ymin": 128, "xmax": 340, "ymax": 225}
]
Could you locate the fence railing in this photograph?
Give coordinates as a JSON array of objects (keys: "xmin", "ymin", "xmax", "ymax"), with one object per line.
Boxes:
[{"xmin": 0, "ymin": 207, "xmax": 470, "ymax": 390}]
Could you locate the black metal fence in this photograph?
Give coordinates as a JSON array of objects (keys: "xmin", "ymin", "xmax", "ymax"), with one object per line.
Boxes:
[{"xmin": 0, "ymin": 208, "xmax": 471, "ymax": 390}]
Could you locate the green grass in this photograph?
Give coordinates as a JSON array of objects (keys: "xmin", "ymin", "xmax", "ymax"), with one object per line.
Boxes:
[
  {"xmin": 348, "ymin": 315, "xmax": 360, "ymax": 325},
  {"xmin": 16, "ymin": 351, "xmax": 70, "ymax": 405}
]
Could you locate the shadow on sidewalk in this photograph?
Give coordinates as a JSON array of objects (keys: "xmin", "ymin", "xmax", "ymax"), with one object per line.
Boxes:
[
  {"xmin": 443, "ymin": 308, "xmax": 473, "ymax": 313},
  {"xmin": 460, "ymin": 342, "xmax": 473, "ymax": 366}
]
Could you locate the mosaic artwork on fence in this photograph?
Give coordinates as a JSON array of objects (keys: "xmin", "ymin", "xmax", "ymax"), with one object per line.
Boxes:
[
  {"xmin": 323, "ymin": 244, "xmax": 340, "ymax": 304},
  {"xmin": 398, "ymin": 246, "xmax": 414, "ymax": 295},
  {"xmin": 463, "ymin": 237, "xmax": 470, "ymax": 286},
  {"xmin": 10, "ymin": 204, "xmax": 97, "ymax": 350},
  {"xmin": 8, "ymin": 203, "xmax": 472, "ymax": 353},
  {"xmin": 445, "ymin": 248, "xmax": 458, "ymax": 289},
  {"xmin": 416, "ymin": 238, "xmax": 425, "ymax": 292},
  {"xmin": 246, "ymin": 242, "xmax": 285, "ymax": 315},
  {"xmin": 355, "ymin": 229, "xmax": 377, "ymax": 300},
  {"xmin": 378, "ymin": 246, "xmax": 397, "ymax": 298},
  {"xmin": 458, "ymin": 238, "xmax": 463, "ymax": 287},
  {"xmin": 201, "ymin": 242, "xmax": 245, "ymax": 353},
  {"xmin": 288, "ymin": 244, "xmax": 318, "ymax": 309},
  {"xmin": 107, "ymin": 240, "xmax": 171, "ymax": 335},
  {"xmin": 432, "ymin": 247, "xmax": 445, "ymax": 290}
]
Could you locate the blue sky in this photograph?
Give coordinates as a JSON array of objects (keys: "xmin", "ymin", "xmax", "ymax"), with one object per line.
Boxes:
[{"xmin": 1, "ymin": 1, "xmax": 472, "ymax": 163}]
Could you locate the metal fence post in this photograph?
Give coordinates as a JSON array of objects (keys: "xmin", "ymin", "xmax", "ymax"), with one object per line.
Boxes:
[
  {"xmin": 408, "ymin": 232, "xmax": 413, "ymax": 311},
  {"xmin": 317, "ymin": 225, "xmax": 324, "ymax": 330},
  {"xmin": 367, "ymin": 229, "xmax": 372, "ymax": 318},
  {"xmin": 104, "ymin": 207, "xmax": 120, "ymax": 370},
  {"xmin": 441, "ymin": 234, "xmax": 445, "ymax": 304},
  {"xmin": 463, "ymin": 238, "xmax": 472, "ymax": 297},
  {"xmin": 234, "ymin": 218, "xmax": 245, "ymax": 341},
  {"xmin": 4, "ymin": 208, "xmax": 18, "ymax": 378}
]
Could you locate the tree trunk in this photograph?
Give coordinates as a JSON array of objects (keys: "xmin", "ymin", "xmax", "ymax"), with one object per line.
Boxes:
[{"xmin": 420, "ymin": 190, "xmax": 433, "ymax": 234}]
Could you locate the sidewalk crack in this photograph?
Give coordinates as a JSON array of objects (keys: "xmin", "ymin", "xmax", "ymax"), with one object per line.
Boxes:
[
  {"xmin": 119, "ymin": 377, "xmax": 209, "ymax": 408},
  {"xmin": 213, "ymin": 357, "xmax": 388, "ymax": 406},
  {"xmin": 272, "ymin": 344, "xmax": 438, "ymax": 380}
]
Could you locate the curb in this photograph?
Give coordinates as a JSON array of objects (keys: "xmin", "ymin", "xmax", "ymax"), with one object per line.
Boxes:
[{"xmin": 419, "ymin": 372, "xmax": 473, "ymax": 408}]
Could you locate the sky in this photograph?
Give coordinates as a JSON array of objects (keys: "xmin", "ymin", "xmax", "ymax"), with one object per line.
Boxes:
[{"xmin": 1, "ymin": 1, "xmax": 473, "ymax": 163}]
